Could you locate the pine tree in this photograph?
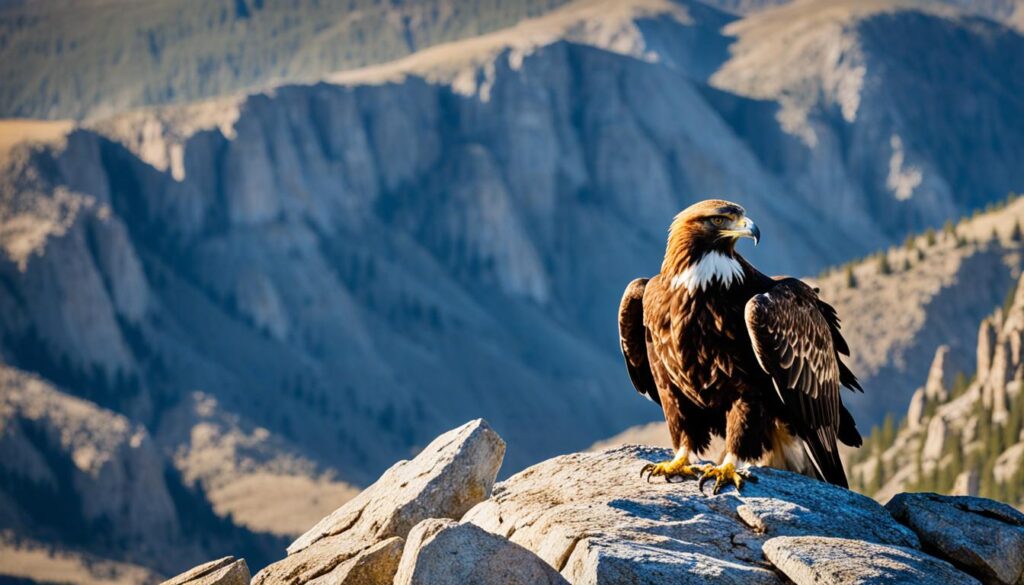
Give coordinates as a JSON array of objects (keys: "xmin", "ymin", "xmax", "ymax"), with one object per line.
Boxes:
[
  {"xmin": 1012, "ymin": 220, "xmax": 1022, "ymax": 243},
  {"xmin": 925, "ymin": 228, "xmax": 937, "ymax": 247},
  {"xmin": 980, "ymin": 458, "xmax": 997, "ymax": 499},
  {"xmin": 869, "ymin": 457, "xmax": 884, "ymax": 494},
  {"xmin": 942, "ymin": 434, "xmax": 964, "ymax": 492},
  {"xmin": 880, "ymin": 413, "xmax": 896, "ymax": 449},
  {"xmin": 944, "ymin": 220, "xmax": 957, "ymax": 240},
  {"xmin": 878, "ymin": 253, "xmax": 892, "ymax": 275},
  {"xmin": 1003, "ymin": 279, "xmax": 1021, "ymax": 321},
  {"xmin": 1008, "ymin": 450, "xmax": 1024, "ymax": 505},
  {"xmin": 990, "ymin": 418, "xmax": 1006, "ymax": 459},
  {"xmin": 1004, "ymin": 392, "xmax": 1023, "ymax": 447},
  {"xmin": 903, "ymin": 257, "xmax": 912, "ymax": 271},
  {"xmin": 845, "ymin": 265, "xmax": 857, "ymax": 288},
  {"xmin": 951, "ymin": 372, "xmax": 971, "ymax": 399},
  {"xmin": 912, "ymin": 450, "xmax": 925, "ymax": 491}
]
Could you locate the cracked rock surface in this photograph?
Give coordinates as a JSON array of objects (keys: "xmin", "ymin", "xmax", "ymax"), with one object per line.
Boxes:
[
  {"xmin": 886, "ymin": 493, "xmax": 1024, "ymax": 585},
  {"xmin": 252, "ymin": 419, "xmax": 505, "ymax": 584},
  {"xmin": 394, "ymin": 518, "xmax": 568, "ymax": 585},
  {"xmin": 463, "ymin": 445, "xmax": 924, "ymax": 584},
  {"xmin": 174, "ymin": 424, "xmax": 1021, "ymax": 585},
  {"xmin": 162, "ymin": 557, "xmax": 250, "ymax": 585},
  {"xmin": 763, "ymin": 536, "xmax": 979, "ymax": 585}
]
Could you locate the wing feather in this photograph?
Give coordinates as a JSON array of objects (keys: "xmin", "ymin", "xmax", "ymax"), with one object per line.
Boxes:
[
  {"xmin": 745, "ymin": 278, "xmax": 856, "ymax": 487},
  {"xmin": 619, "ymin": 278, "xmax": 661, "ymax": 406}
]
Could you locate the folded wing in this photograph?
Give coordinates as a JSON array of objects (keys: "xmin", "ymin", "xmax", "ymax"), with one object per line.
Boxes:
[
  {"xmin": 745, "ymin": 278, "xmax": 853, "ymax": 487},
  {"xmin": 618, "ymin": 278, "xmax": 661, "ymax": 406}
]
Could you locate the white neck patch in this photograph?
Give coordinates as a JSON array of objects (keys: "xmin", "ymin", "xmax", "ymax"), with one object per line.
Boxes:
[{"xmin": 670, "ymin": 251, "xmax": 744, "ymax": 291}]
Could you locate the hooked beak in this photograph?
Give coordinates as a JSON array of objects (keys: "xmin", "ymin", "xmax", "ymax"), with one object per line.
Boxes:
[{"xmin": 722, "ymin": 216, "xmax": 761, "ymax": 246}]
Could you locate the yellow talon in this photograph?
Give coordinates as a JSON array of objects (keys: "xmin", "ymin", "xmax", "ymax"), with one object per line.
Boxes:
[
  {"xmin": 697, "ymin": 462, "xmax": 756, "ymax": 494},
  {"xmin": 640, "ymin": 458, "xmax": 707, "ymax": 483}
]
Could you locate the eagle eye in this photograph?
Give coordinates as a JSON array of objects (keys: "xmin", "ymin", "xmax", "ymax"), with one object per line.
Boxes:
[{"xmin": 710, "ymin": 216, "xmax": 726, "ymax": 226}]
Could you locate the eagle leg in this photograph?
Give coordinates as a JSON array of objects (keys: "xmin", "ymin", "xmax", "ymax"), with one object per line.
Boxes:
[
  {"xmin": 640, "ymin": 450, "xmax": 705, "ymax": 483},
  {"xmin": 697, "ymin": 461, "xmax": 757, "ymax": 494}
]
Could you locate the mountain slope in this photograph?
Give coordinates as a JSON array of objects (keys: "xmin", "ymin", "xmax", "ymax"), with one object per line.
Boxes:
[
  {"xmin": 0, "ymin": 365, "xmax": 285, "ymax": 581},
  {"xmin": 847, "ymin": 268, "xmax": 1024, "ymax": 509},
  {"xmin": 815, "ymin": 196, "xmax": 1024, "ymax": 423},
  {"xmin": 0, "ymin": 0, "xmax": 574, "ymax": 120},
  {"xmin": 709, "ymin": 0, "xmax": 1024, "ymax": 247},
  {"xmin": 1, "ymin": 34, "xmax": 810, "ymax": 490}
]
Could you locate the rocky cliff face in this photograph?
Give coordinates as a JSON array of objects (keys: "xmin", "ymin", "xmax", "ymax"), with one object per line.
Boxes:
[
  {"xmin": 847, "ymin": 266, "xmax": 1024, "ymax": 509},
  {"xmin": 167, "ymin": 419, "xmax": 1024, "ymax": 585},
  {"xmin": 709, "ymin": 0, "xmax": 1024, "ymax": 240},
  {"xmin": 0, "ymin": 4, "xmax": 832, "ymax": 544},
  {"xmin": 814, "ymin": 197, "xmax": 1024, "ymax": 422},
  {"xmin": 0, "ymin": 365, "xmax": 283, "ymax": 579}
]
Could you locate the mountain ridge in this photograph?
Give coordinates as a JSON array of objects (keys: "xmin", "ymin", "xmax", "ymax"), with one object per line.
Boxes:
[{"xmin": 4, "ymin": 1, "xmax": 1024, "ymax": 581}]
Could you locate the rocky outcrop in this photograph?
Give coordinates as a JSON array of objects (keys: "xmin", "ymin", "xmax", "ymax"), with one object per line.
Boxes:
[
  {"xmin": 848, "ymin": 270, "xmax": 1024, "ymax": 507},
  {"xmin": 394, "ymin": 519, "xmax": 568, "ymax": 585},
  {"xmin": 465, "ymin": 445, "xmax": 919, "ymax": 584},
  {"xmin": 978, "ymin": 318, "xmax": 998, "ymax": 384},
  {"xmin": 922, "ymin": 415, "xmax": 949, "ymax": 464},
  {"xmin": 315, "ymin": 537, "xmax": 405, "ymax": 585},
  {"xmin": 163, "ymin": 557, "xmax": 250, "ymax": 585},
  {"xmin": 252, "ymin": 419, "xmax": 504, "ymax": 584},
  {"xmin": 907, "ymin": 388, "xmax": 927, "ymax": 430},
  {"xmin": 926, "ymin": 346, "xmax": 957, "ymax": 402},
  {"xmin": 762, "ymin": 536, "xmax": 979, "ymax": 585},
  {"xmin": 951, "ymin": 471, "xmax": 980, "ymax": 498},
  {"xmin": 887, "ymin": 494, "xmax": 1024, "ymax": 585},
  {"xmin": 173, "ymin": 420, "xmax": 1023, "ymax": 585}
]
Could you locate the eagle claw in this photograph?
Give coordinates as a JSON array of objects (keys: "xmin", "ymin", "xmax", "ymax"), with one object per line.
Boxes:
[
  {"xmin": 640, "ymin": 460, "xmax": 706, "ymax": 483},
  {"xmin": 697, "ymin": 462, "xmax": 755, "ymax": 494}
]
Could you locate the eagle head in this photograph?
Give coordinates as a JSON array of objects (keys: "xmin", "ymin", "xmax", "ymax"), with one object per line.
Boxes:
[{"xmin": 662, "ymin": 199, "xmax": 760, "ymax": 290}]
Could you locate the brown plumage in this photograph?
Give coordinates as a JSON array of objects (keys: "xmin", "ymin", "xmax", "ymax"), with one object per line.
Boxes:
[{"xmin": 620, "ymin": 199, "xmax": 862, "ymax": 490}]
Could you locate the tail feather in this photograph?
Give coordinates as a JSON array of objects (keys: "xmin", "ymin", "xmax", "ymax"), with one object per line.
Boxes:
[
  {"xmin": 765, "ymin": 423, "xmax": 849, "ymax": 488},
  {"xmin": 838, "ymin": 404, "xmax": 863, "ymax": 448},
  {"xmin": 799, "ymin": 428, "xmax": 849, "ymax": 488}
]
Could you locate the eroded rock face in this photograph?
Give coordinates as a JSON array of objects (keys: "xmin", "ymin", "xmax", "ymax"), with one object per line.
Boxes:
[
  {"xmin": 907, "ymin": 388, "xmax": 926, "ymax": 430},
  {"xmin": 0, "ymin": 366, "xmax": 181, "ymax": 569},
  {"xmin": 978, "ymin": 318, "xmax": 997, "ymax": 384},
  {"xmin": 162, "ymin": 556, "xmax": 250, "ymax": 585},
  {"xmin": 169, "ymin": 424, "xmax": 1024, "ymax": 585},
  {"xmin": 926, "ymin": 345, "xmax": 957, "ymax": 402},
  {"xmin": 307, "ymin": 537, "xmax": 404, "ymax": 585},
  {"xmin": 763, "ymin": 536, "xmax": 979, "ymax": 585},
  {"xmin": 252, "ymin": 419, "xmax": 505, "ymax": 585},
  {"xmin": 464, "ymin": 445, "xmax": 918, "ymax": 584},
  {"xmin": 394, "ymin": 518, "xmax": 568, "ymax": 585},
  {"xmin": 886, "ymin": 493, "xmax": 1024, "ymax": 585}
]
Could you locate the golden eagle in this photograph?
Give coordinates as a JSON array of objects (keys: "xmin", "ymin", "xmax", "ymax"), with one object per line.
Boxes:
[{"xmin": 619, "ymin": 199, "xmax": 863, "ymax": 492}]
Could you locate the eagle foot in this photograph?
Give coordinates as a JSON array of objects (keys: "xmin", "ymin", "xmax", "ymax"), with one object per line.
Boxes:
[
  {"xmin": 640, "ymin": 459, "xmax": 706, "ymax": 483},
  {"xmin": 697, "ymin": 462, "xmax": 757, "ymax": 494}
]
